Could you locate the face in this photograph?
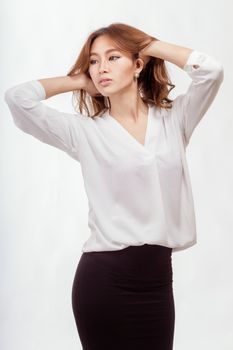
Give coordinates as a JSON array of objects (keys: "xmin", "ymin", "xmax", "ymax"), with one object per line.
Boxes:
[{"xmin": 88, "ymin": 35, "xmax": 142, "ymax": 97}]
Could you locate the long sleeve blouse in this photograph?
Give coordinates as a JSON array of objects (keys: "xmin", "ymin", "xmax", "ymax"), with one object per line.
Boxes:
[{"xmin": 4, "ymin": 49, "xmax": 224, "ymax": 252}]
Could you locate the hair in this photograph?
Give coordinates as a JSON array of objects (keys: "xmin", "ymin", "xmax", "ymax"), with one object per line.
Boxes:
[{"xmin": 66, "ymin": 22, "xmax": 175, "ymax": 118}]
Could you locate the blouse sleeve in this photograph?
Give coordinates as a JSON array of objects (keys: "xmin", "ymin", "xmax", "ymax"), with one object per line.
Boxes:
[
  {"xmin": 4, "ymin": 79, "xmax": 82, "ymax": 162},
  {"xmin": 172, "ymin": 49, "xmax": 224, "ymax": 147}
]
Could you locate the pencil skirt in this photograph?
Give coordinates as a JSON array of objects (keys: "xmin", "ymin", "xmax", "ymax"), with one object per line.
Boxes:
[{"xmin": 71, "ymin": 244, "xmax": 175, "ymax": 350}]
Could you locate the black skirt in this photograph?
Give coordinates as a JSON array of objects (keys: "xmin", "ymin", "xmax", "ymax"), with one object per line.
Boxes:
[{"xmin": 71, "ymin": 244, "xmax": 175, "ymax": 350}]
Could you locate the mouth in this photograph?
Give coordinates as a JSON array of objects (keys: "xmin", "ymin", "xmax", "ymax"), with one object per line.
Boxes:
[{"xmin": 99, "ymin": 79, "xmax": 113, "ymax": 86}]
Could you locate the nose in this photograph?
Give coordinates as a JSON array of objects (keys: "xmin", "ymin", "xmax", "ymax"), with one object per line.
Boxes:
[{"xmin": 98, "ymin": 60, "xmax": 109, "ymax": 74}]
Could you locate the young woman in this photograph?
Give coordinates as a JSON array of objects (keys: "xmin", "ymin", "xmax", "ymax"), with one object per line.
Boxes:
[{"xmin": 4, "ymin": 22, "xmax": 224, "ymax": 350}]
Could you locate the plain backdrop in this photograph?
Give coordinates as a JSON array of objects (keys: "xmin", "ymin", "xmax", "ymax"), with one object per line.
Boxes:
[{"xmin": 1, "ymin": 0, "xmax": 233, "ymax": 349}]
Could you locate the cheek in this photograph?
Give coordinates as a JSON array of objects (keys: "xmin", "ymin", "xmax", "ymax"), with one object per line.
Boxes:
[
  {"xmin": 89, "ymin": 71, "xmax": 99, "ymax": 85},
  {"xmin": 88, "ymin": 69, "xmax": 94, "ymax": 78},
  {"xmin": 88, "ymin": 66, "xmax": 95, "ymax": 78},
  {"xmin": 117, "ymin": 70, "xmax": 134, "ymax": 87},
  {"xmin": 119, "ymin": 64, "xmax": 135, "ymax": 82}
]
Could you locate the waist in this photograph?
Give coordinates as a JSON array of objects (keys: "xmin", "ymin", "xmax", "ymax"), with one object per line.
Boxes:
[{"xmin": 81, "ymin": 243, "xmax": 173, "ymax": 281}]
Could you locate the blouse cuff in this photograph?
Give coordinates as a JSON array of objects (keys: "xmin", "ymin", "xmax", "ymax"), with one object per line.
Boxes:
[
  {"xmin": 182, "ymin": 50, "xmax": 206, "ymax": 72},
  {"xmin": 28, "ymin": 79, "xmax": 47, "ymax": 100}
]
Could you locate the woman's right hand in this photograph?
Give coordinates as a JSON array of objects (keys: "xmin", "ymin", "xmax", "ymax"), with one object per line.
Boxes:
[{"xmin": 78, "ymin": 73, "xmax": 103, "ymax": 97}]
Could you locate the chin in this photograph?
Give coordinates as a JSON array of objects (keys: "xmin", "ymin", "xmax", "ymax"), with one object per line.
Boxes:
[{"xmin": 99, "ymin": 90, "xmax": 112, "ymax": 97}]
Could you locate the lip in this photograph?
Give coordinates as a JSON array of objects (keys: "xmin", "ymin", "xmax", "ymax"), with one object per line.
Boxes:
[{"xmin": 99, "ymin": 79, "xmax": 113, "ymax": 86}]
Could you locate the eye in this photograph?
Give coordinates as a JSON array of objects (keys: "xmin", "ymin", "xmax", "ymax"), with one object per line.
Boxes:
[
  {"xmin": 89, "ymin": 59, "xmax": 98, "ymax": 65},
  {"xmin": 109, "ymin": 55, "xmax": 120, "ymax": 61},
  {"xmin": 89, "ymin": 56, "xmax": 120, "ymax": 65}
]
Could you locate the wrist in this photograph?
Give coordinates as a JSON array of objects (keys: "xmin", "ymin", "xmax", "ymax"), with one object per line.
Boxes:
[
  {"xmin": 141, "ymin": 39, "xmax": 160, "ymax": 57},
  {"xmin": 66, "ymin": 73, "xmax": 86, "ymax": 91}
]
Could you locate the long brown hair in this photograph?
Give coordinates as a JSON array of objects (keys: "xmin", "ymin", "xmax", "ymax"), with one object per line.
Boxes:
[{"xmin": 67, "ymin": 22, "xmax": 175, "ymax": 118}]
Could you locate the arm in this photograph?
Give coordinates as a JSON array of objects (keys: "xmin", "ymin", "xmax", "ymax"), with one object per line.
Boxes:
[
  {"xmin": 4, "ymin": 75, "xmax": 85, "ymax": 161},
  {"xmin": 38, "ymin": 75, "xmax": 85, "ymax": 99},
  {"xmin": 38, "ymin": 73, "xmax": 102, "ymax": 99},
  {"xmin": 141, "ymin": 40, "xmax": 224, "ymax": 146},
  {"xmin": 140, "ymin": 39, "xmax": 193, "ymax": 69}
]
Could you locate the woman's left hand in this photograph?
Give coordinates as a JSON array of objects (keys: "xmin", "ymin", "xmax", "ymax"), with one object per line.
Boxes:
[{"xmin": 139, "ymin": 39, "xmax": 159, "ymax": 66}]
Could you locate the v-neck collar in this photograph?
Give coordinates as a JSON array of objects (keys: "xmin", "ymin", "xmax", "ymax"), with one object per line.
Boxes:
[{"xmin": 105, "ymin": 104, "xmax": 152, "ymax": 151}]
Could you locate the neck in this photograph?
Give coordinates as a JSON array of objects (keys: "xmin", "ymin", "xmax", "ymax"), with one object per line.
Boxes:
[{"xmin": 109, "ymin": 94, "xmax": 148, "ymax": 123}]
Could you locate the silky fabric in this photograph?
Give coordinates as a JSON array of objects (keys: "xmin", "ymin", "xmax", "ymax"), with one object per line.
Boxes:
[
  {"xmin": 71, "ymin": 244, "xmax": 175, "ymax": 350},
  {"xmin": 4, "ymin": 50, "xmax": 224, "ymax": 253}
]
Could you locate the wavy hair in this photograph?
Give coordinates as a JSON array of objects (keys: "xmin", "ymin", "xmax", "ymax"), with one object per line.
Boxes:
[{"xmin": 67, "ymin": 22, "xmax": 175, "ymax": 118}]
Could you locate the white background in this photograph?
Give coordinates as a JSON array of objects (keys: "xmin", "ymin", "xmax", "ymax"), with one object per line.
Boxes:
[{"xmin": 1, "ymin": 0, "xmax": 232, "ymax": 349}]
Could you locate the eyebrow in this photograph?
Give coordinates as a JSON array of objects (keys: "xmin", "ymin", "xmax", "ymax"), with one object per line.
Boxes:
[{"xmin": 90, "ymin": 48, "xmax": 121, "ymax": 56}]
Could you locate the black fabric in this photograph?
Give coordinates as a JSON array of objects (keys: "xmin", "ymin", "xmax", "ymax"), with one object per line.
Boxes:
[{"xmin": 71, "ymin": 244, "xmax": 175, "ymax": 350}]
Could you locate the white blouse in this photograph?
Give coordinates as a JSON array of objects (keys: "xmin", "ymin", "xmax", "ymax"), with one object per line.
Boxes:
[{"xmin": 4, "ymin": 49, "xmax": 224, "ymax": 253}]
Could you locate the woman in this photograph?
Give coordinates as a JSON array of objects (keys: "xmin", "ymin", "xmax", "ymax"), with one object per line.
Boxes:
[{"xmin": 4, "ymin": 22, "xmax": 224, "ymax": 350}]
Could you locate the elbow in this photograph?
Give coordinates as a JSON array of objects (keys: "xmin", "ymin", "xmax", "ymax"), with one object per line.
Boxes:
[
  {"xmin": 217, "ymin": 64, "xmax": 224, "ymax": 84},
  {"xmin": 4, "ymin": 84, "xmax": 38, "ymax": 110},
  {"xmin": 4, "ymin": 87, "xmax": 16, "ymax": 107},
  {"xmin": 4, "ymin": 85, "xmax": 24, "ymax": 108},
  {"xmin": 211, "ymin": 63, "xmax": 224, "ymax": 84}
]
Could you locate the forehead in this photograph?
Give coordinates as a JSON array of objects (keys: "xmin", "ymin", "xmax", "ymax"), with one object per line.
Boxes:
[{"xmin": 90, "ymin": 36, "xmax": 124, "ymax": 56}]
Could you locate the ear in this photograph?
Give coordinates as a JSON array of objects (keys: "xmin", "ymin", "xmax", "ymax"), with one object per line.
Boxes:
[{"xmin": 135, "ymin": 57, "xmax": 145, "ymax": 71}]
